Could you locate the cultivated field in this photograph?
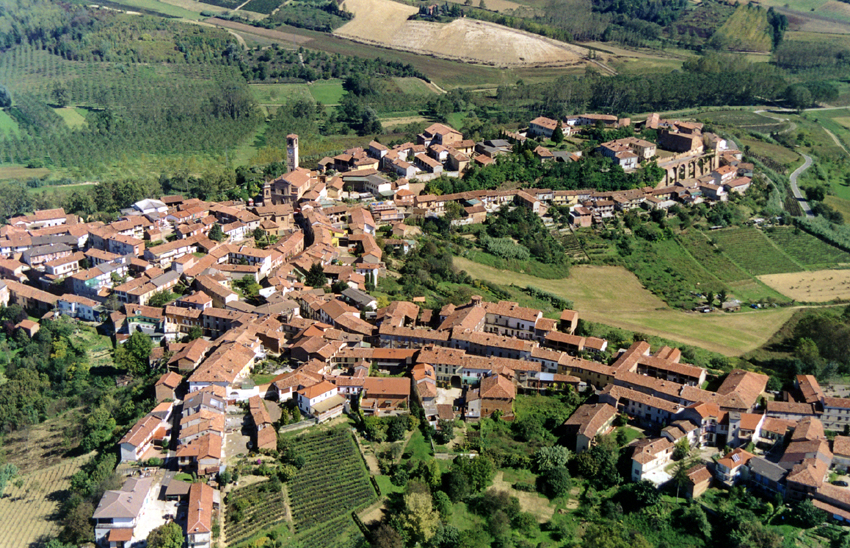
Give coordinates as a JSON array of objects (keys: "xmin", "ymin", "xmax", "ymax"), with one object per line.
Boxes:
[
  {"xmin": 53, "ymin": 107, "xmax": 87, "ymax": 128},
  {"xmin": 0, "ymin": 455, "xmax": 90, "ymax": 548},
  {"xmin": 0, "ymin": 110, "xmax": 20, "ymax": 136},
  {"xmin": 765, "ymin": 227, "xmax": 850, "ymax": 269},
  {"xmin": 758, "ymin": 269, "xmax": 850, "ymax": 302},
  {"xmin": 710, "ymin": 228, "xmax": 803, "ymax": 275},
  {"xmin": 286, "ymin": 428, "xmax": 375, "ymax": 548},
  {"xmin": 335, "ymin": 0, "xmax": 592, "ymax": 67},
  {"xmin": 454, "ymin": 257, "xmax": 797, "ymax": 355}
]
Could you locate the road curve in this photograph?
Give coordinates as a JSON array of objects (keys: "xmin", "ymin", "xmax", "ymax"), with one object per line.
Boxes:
[{"xmin": 789, "ymin": 154, "xmax": 814, "ymax": 218}]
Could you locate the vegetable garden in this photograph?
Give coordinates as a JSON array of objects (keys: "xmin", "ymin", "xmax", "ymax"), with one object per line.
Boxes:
[
  {"xmin": 225, "ymin": 480, "xmax": 288, "ymax": 546},
  {"xmin": 286, "ymin": 428, "xmax": 376, "ymax": 547}
]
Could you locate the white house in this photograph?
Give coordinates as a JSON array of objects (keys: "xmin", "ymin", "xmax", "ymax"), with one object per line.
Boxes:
[
  {"xmin": 118, "ymin": 414, "xmax": 168, "ymax": 463},
  {"xmin": 93, "ymin": 476, "xmax": 154, "ymax": 545},
  {"xmin": 133, "ymin": 199, "xmax": 168, "ymax": 215},
  {"xmin": 296, "ymin": 380, "xmax": 346, "ymax": 422}
]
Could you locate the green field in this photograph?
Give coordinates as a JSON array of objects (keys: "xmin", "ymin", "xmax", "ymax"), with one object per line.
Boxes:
[
  {"xmin": 391, "ymin": 77, "xmax": 434, "ymax": 94},
  {"xmin": 0, "ymin": 110, "xmax": 20, "ymax": 136},
  {"xmin": 286, "ymin": 428, "xmax": 375, "ymax": 548},
  {"xmin": 53, "ymin": 107, "xmax": 87, "ymax": 128},
  {"xmin": 0, "ymin": 165, "xmax": 51, "ymax": 180},
  {"xmin": 250, "ymin": 83, "xmax": 313, "ymax": 105},
  {"xmin": 765, "ymin": 226, "xmax": 850, "ymax": 268},
  {"xmin": 100, "ymin": 0, "xmax": 206, "ymax": 19},
  {"xmin": 696, "ymin": 109, "xmax": 788, "ymax": 134},
  {"xmin": 710, "ymin": 227, "xmax": 803, "ymax": 275},
  {"xmin": 677, "ymin": 230, "xmax": 751, "ymax": 284},
  {"xmin": 709, "ymin": 5, "xmax": 773, "ymax": 52},
  {"xmin": 307, "ymin": 80, "xmax": 345, "ymax": 104}
]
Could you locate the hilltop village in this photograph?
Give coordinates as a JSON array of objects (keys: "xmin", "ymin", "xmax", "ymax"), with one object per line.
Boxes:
[{"xmin": 0, "ymin": 114, "xmax": 813, "ymax": 548}]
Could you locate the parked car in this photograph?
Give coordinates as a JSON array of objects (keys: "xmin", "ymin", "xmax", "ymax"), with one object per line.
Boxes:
[{"xmin": 832, "ymin": 480, "xmax": 848, "ymax": 487}]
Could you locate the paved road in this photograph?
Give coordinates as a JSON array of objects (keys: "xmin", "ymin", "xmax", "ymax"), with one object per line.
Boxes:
[{"xmin": 789, "ymin": 153, "xmax": 814, "ymax": 218}]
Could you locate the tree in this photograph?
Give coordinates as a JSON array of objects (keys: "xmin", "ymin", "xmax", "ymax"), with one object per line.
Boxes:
[
  {"xmin": 436, "ymin": 419, "xmax": 455, "ymax": 444},
  {"xmin": 479, "ymin": 0, "xmax": 487, "ymax": 8},
  {"xmin": 785, "ymin": 84, "xmax": 812, "ymax": 112},
  {"xmin": 209, "ymin": 223, "xmax": 226, "ymax": 242},
  {"xmin": 534, "ymin": 445, "xmax": 572, "ymax": 472},
  {"xmin": 540, "ymin": 466, "xmax": 571, "ymax": 499},
  {"xmin": 681, "ymin": 503, "xmax": 711, "ymax": 538},
  {"xmin": 80, "ymin": 405, "xmax": 118, "ymax": 452},
  {"xmin": 148, "ymin": 290, "xmax": 177, "ymax": 307},
  {"xmin": 371, "ymin": 523, "xmax": 403, "ymax": 548},
  {"xmin": 552, "ymin": 121, "xmax": 564, "ymax": 144},
  {"xmin": 187, "ymin": 325, "xmax": 204, "ymax": 341},
  {"xmin": 52, "ymin": 84, "xmax": 69, "ymax": 108},
  {"xmin": 0, "ymin": 85, "xmax": 11, "ymax": 108},
  {"xmin": 433, "ymin": 490, "xmax": 452, "ymax": 518},
  {"xmin": 147, "ymin": 522, "xmax": 184, "ymax": 548},
  {"xmin": 795, "ymin": 499, "xmax": 827, "ymax": 528},
  {"xmin": 253, "ymin": 226, "xmax": 265, "ymax": 242},
  {"xmin": 399, "ymin": 489, "xmax": 440, "ymax": 543},
  {"xmin": 0, "ymin": 463, "xmax": 18, "ymax": 497},
  {"xmin": 387, "ymin": 417, "xmax": 407, "ymax": 442},
  {"xmin": 305, "ymin": 262, "xmax": 327, "ymax": 288},
  {"xmin": 61, "ymin": 501, "xmax": 95, "ymax": 544},
  {"xmin": 114, "ymin": 331, "xmax": 153, "ymax": 376},
  {"xmin": 672, "ymin": 438, "xmax": 691, "ymax": 461}
]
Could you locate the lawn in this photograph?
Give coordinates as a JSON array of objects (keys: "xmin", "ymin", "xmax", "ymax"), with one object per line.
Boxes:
[
  {"xmin": 453, "ymin": 257, "xmax": 797, "ymax": 356},
  {"xmin": 53, "ymin": 107, "xmax": 87, "ymax": 128},
  {"xmin": 0, "ymin": 110, "xmax": 20, "ymax": 136},
  {"xmin": 308, "ymin": 80, "xmax": 345, "ymax": 104},
  {"xmin": 0, "ymin": 165, "xmax": 51, "ymax": 180},
  {"xmin": 404, "ymin": 429, "xmax": 433, "ymax": 461},
  {"xmin": 710, "ymin": 227, "xmax": 803, "ymax": 276},
  {"xmin": 616, "ymin": 426, "xmax": 645, "ymax": 446}
]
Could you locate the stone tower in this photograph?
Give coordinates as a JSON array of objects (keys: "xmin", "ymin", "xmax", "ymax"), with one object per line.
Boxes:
[{"xmin": 286, "ymin": 134, "xmax": 299, "ymax": 172}]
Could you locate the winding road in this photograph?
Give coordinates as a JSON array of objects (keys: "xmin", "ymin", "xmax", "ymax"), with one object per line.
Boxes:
[{"xmin": 789, "ymin": 153, "xmax": 814, "ymax": 218}]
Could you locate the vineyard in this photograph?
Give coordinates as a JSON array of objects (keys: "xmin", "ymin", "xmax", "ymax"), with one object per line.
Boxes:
[
  {"xmin": 225, "ymin": 480, "xmax": 288, "ymax": 546},
  {"xmin": 678, "ymin": 230, "xmax": 751, "ymax": 284},
  {"xmin": 286, "ymin": 428, "xmax": 376, "ymax": 548},
  {"xmin": 765, "ymin": 227, "xmax": 850, "ymax": 269},
  {"xmin": 0, "ymin": 455, "xmax": 89, "ymax": 548}
]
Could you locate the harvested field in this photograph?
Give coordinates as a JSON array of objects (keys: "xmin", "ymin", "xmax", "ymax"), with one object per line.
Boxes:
[
  {"xmin": 2, "ymin": 415, "xmax": 79, "ymax": 474},
  {"xmin": 454, "ymin": 257, "xmax": 797, "ymax": 355},
  {"xmin": 335, "ymin": 0, "xmax": 592, "ymax": 67},
  {"xmin": 0, "ymin": 455, "xmax": 90, "ymax": 548},
  {"xmin": 758, "ymin": 269, "xmax": 850, "ymax": 302}
]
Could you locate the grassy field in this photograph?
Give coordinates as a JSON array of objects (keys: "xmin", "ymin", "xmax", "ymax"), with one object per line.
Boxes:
[
  {"xmin": 0, "ymin": 165, "xmax": 51, "ymax": 180},
  {"xmin": 696, "ymin": 109, "xmax": 789, "ymax": 134},
  {"xmin": 677, "ymin": 230, "xmax": 751, "ymax": 284},
  {"xmin": 391, "ymin": 77, "xmax": 435, "ymax": 94},
  {"xmin": 100, "ymin": 0, "xmax": 207, "ymax": 19},
  {"xmin": 710, "ymin": 227, "xmax": 804, "ymax": 275},
  {"xmin": 0, "ymin": 109, "xmax": 20, "ymax": 136},
  {"xmin": 0, "ymin": 455, "xmax": 92, "ymax": 548},
  {"xmin": 250, "ymin": 83, "xmax": 313, "ymax": 105},
  {"xmin": 53, "ymin": 107, "xmax": 87, "ymax": 128},
  {"xmin": 453, "ymin": 257, "xmax": 797, "ymax": 355},
  {"xmin": 308, "ymin": 80, "xmax": 345, "ymax": 104},
  {"xmin": 737, "ymin": 136, "xmax": 801, "ymax": 167}
]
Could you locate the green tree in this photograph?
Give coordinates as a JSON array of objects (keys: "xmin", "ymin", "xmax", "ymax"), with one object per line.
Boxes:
[
  {"xmin": 534, "ymin": 445, "xmax": 572, "ymax": 472},
  {"xmin": 399, "ymin": 489, "xmax": 440, "ymax": 543},
  {"xmin": 304, "ymin": 262, "xmax": 327, "ymax": 288},
  {"xmin": 0, "ymin": 463, "xmax": 19, "ymax": 497},
  {"xmin": 52, "ymin": 84, "xmax": 69, "ymax": 107},
  {"xmin": 795, "ymin": 499, "xmax": 827, "ymax": 528},
  {"xmin": 80, "ymin": 406, "xmax": 117, "ymax": 452},
  {"xmin": 541, "ymin": 466, "xmax": 571, "ymax": 499},
  {"xmin": 114, "ymin": 331, "xmax": 153, "ymax": 376},
  {"xmin": 209, "ymin": 223, "xmax": 226, "ymax": 242},
  {"xmin": 187, "ymin": 325, "xmax": 204, "ymax": 341},
  {"xmin": 147, "ymin": 522, "xmax": 184, "ymax": 548},
  {"xmin": 147, "ymin": 290, "xmax": 177, "ymax": 307},
  {"xmin": 552, "ymin": 121, "xmax": 564, "ymax": 144},
  {"xmin": 681, "ymin": 503, "xmax": 711, "ymax": 538},
  {"xmin": 0, "ymin": 85, "xmax": 11, "ymax": 108},
  {"xmin": 672, "ymin": 438, "xmax": 691, "ymax": 461},
  {"xmin": 371, "ymin": 523, "xmax": 403, "ymax": 548}
]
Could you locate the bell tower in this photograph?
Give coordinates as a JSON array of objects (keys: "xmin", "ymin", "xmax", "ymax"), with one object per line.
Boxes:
[{"xmin": 286, "ymin": 134, "xmax": 299, "ymax": 171}]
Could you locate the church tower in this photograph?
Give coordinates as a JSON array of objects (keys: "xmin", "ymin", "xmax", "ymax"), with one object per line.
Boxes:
[{"xmin": 286, "ymin": 134, "xmax": 299, "ymax": 171}]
